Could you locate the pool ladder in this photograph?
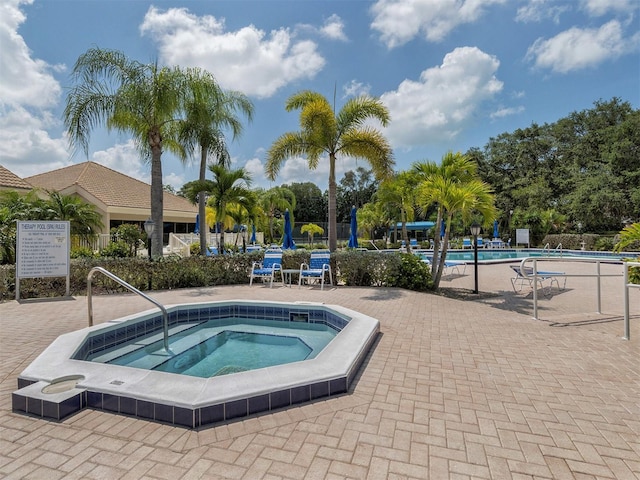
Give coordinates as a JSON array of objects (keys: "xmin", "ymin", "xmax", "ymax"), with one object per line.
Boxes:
[
  {"xmin": 542, "ymin": 243, "xmax": 563, "ymax": 257},
  {"xmin": 87, "ymin": 267, "xmax": 170, "ymax": 352}
]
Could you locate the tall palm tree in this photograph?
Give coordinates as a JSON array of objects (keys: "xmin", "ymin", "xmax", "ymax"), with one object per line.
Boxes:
[
  {"xmin": 258, "ymin": 186, "xmax": 296, "ymax": 244},
  {"xmin": 184, "ymin": 164, "xmax": 253, "ymax": 254},
  {"xmin": 178, "ymin": 69, "xmax": 254, "ymax": 255},
  {"xmin": 266, "ymin": 91, "xmax": 394, "ymax": 251},
  {"xmin": 375, "ymin": 171, "xmax": 417, "ymax": 247},
  {"xmin": 415, "ymin": 152, "xmax": 497, "ymax": 288},
  {"xmin": 64, "ymin": 47, "xmax": 188, "ymax": 257}
]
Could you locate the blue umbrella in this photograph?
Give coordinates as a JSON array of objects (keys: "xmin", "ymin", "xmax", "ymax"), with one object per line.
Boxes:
[
  {"xmin": 194, "ymin": 214, "xmax": 200, "ymax": 234},
  {"xmin": 493, "ymin": 220, "xmax": 499, "ymax": 239},
  {"xmin": 440, "ymin": 219, "xmax": 446, "ymax": 239},
  {"xmin": 282, "ymin": 209, "xmax": 296, "ymax": 249},
  {"xmin": 250, "ymin": 224, "xmax": 256, "ymax": 244},
  {"xmin": 347, "ymin": 205, "xmax": 358, "ymax": 248}
]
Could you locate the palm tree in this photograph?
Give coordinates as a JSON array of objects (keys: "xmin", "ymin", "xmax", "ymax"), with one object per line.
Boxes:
[
  {"xmin": 45, "ymin": 191, "xmax": 103, "ymax": 240},
  {"xmin": 614, "ymin": 222, "xmax": 640, "ymax": 252},
  {"xmin": 415, "ymin": 152, "xmax": 497, "ymax": 288},
  {"xmin": 266, "ymin": 91, "xmax": 394, "ymax": 251},
  {"xmin": 0, "ymin": 190, "xmax": 48, "ymax": 264},
  {"xmin": 301, "ymin": 223, "xmax": 324, "ymax": 247},
  {"xmin": 258, "ymin": 186, "xmax": 296, "ymax": 244},
  {"xmin": 178, "ymin": 69, "xmax": 254, "ymax": 255},
  {"xmin": 375, "ymin": 171, "xmax": 417, "ymax": 248},
  {"xmin": 184, "ymin": 164, "xmax": 253, "ymax": 254},
  {"xmin": 64, "ymin": 47, "xmax": 188, "ymax": 257}
]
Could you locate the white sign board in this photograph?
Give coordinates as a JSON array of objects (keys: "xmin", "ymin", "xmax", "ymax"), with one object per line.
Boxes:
[
  {"xmin": 516, "ymin": 228, "xmax": 530, "ymax": 248},
  {"xmin": 17, "ymin": 221, "xmax": 70, "ymax": 278}
]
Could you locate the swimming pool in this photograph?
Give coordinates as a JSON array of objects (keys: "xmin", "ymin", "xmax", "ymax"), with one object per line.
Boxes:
[
  {"xmin": 422, "ymin": 249, "xmax": 625, "ymax": 263},
  {"xmin": 13, "ymin": 300, "xmax": 380, "ymax": 428}
]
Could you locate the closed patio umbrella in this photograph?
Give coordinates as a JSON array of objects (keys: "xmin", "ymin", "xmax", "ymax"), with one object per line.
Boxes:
[
  {"xmin": 347, "ymin": 205, "xmax": 358, "ymax": 248},
  {"xmin": 250, "ymin": 224, "xmax": 256, "ymax": 244},
  {"xmin": 282, "ymin": 209, "xmax": 296, "ymax": 249},
  {"xmin": 440, "ymin": 219, "xmax": 446, "ymax": 240},
  {"xmin": 493, "ymin": 220, "xmax": 499, "ymax": 239},
  {"xmin": 194, "ymin": 214, "xmax": 199, "ymax": 234}
]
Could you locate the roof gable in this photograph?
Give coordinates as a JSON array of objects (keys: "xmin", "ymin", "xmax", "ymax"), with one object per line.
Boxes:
[
  {"xmin": 26, "ymin": 161, "xmax": 196, "ymax": 213},
  {"xmin": 0, "ymin": 165, "xmax": 33, "ymax": 190}
]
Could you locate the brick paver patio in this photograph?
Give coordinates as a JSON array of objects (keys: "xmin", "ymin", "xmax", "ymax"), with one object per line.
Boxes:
[{"xmin": 1, "ymin": 260, "xmax": 638, "ymax": 479}]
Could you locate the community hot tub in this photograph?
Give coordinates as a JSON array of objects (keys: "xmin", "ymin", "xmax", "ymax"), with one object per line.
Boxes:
[{"xmin": 13, "ymin": 300, "xmax": 379, "ymax": 428}]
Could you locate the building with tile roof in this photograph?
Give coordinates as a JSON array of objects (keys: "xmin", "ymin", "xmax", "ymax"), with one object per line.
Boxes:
[
  {"xmin": 0, "ymin": 165, "xmax": 34, "ymax": 193},
  {"xmin": 25, "ymin": 162, "xmax": 197, "ymax": 239}
]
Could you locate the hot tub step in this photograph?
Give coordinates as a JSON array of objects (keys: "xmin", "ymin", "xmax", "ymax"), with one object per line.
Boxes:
[{"xmin": 12, "ymin": 381, "xmax": 86, "ymax": 421}]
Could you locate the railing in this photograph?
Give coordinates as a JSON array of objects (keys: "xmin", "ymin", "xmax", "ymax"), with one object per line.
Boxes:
[
  {"xmin": 518, "ymin": 257, "xmax": 626, "ymax": 333},
  {"xmin": 623, "ymin": 261, "xmax": 640, "ymax": 340},
  {"xmin": 554, "ymin": 243, "xmax": 563, "ymax": 257},
  {"xmin": 542, "ymin": 243, "xmax": 550, "ymax": 255},
  {"xmin": 87, "ymin": 267, "xmax": 170, "ymax": 352}
]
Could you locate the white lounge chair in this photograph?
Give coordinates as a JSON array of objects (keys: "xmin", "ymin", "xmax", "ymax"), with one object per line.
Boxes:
[
  {"xmin": 299, "ymin": 249, "xmax": 333, "ymax": 290},
  {"xmin": 510, "ymin": 264, "xmax": 566, "ymax": 295},
  {"xmin": 249, "ymin": 248, "xmax": 283, "ymax": 287}
]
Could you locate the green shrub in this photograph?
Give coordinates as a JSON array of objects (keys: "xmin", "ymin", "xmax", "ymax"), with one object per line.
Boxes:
[
  {"xmin": 594, "ymin": 237, "xmax": 615, "ymax": 251},
  {"xmin": 70, "ymin": 246, "xmax": 95, "ymax": 259},
  {"xmin": 385, "ymin": 253, "xmax": 432, "ymax": 291},
  {"xmin": 190, "ymin": 243, "xmax": 202, "ymax": 256},
  {"xmin": 99, "ymin": 240, "xmax": 130, "ymax": 258}
]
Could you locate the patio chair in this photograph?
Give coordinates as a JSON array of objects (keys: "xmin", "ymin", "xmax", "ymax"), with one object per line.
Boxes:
[
  {"xmin": 462, "ymin": 238, "xmax": 472, "ymax": 249},
  {"xmin": 299, "ymin": 249, "xmax": 333, "ymax": 290},
  {"xmin": 410, "ymin": 238, "xmax": 418, "ymax": 249},
  {"xmin": 249, "ymin": 248, "xmax": 283, "ymax": 287},
  {"xmin": 476, "ymin": 237, "xmax": 485, "ymax": 248},
  {"xmin": 420, "ymin": 256, "xmax": 467, "ymax": 276},
  {"xmin": 510, "ymin": 263, "xmax": 566, "ymax": 295}
]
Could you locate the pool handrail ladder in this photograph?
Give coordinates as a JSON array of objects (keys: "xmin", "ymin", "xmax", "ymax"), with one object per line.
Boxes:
[{"xmin": 87, "ymin": 266, "xmax": 170, "ymax": 352}]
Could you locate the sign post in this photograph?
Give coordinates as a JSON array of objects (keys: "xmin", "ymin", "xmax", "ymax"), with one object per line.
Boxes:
[{"xmin": 16, "ymin": 221, "xmax": 70, "ymax": 300}]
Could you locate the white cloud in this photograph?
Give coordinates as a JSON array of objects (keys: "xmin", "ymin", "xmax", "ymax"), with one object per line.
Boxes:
[
  {"xmin": 526, "ymin": 20, "xmax": 639, "ymax": 73},
  {"xmin": 342, "ymin": 80, "xmax": 371, "ymax": 98},
  {"xmin": 0, "ymin": 0, "xmax": 70, "ymax": 179},
  {"xmin": 319, "ymin": 14, "xmax": 348, "ymax": 41},
  {"xmin": 91, "ymin": 140, "xmax": 151, "ymax": 184},
  {"xmin": 380, "ymin": 47, "xmax": 503, "ymax": 147},
  {"xmin": 580, "ymin": 0, "xmax": 638, "ymax": 17},
  {"xmin": 490, "ymin": 105, "xmax": 525, "ymax": 119},
  {"xmin": 370, "ymin": 0, "xmax": 506, "ymax": 48},
  {"xmin": 0, "ymin": 0, "xmax": 63, "ymax": 109},
  {"xmin": 241, "ymin": 154, "xmax": 359, "ymax": 191},
  {"xmin": 516, "ymin": 0, "xmax": 569, "ymax": 24},
  {"xmin": 140, "ymin": 6, "xmax": 326, "ymax": 98},
  {"xmin": 0, "ymin": 105, "xmax": 69, "ymax": 177}
]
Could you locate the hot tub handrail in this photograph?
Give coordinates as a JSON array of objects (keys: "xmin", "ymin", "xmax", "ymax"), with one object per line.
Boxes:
[{"xmin": 87, "ymin": 266, "xmax": 169, "ymax": 352}]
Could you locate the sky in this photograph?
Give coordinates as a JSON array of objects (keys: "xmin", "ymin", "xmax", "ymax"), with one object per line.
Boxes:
[{"xmin": 1, "ymin": 0, "xmax": 639, "ymax": 192}]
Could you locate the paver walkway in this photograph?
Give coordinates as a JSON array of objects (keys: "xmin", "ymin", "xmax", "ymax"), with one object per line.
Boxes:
[{"xmin": 1, "ymin": 260, "xmax": 638, "ymax": 479}]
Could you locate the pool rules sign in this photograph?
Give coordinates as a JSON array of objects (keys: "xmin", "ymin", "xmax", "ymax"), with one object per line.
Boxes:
[{"xmin": 16, "ymin": 221, "xmax": 70, "ymax": 300}]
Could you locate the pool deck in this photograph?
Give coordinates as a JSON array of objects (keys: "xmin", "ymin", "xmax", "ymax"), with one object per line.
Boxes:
[{"xmin": 1, "ymin": 260, "xmax": 638, "ymax": 479}]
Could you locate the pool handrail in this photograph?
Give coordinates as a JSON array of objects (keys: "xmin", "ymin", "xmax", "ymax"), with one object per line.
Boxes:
[
  {"xmin": 623, "ymin": 260, "xmax": 640, "ymax": 340},
  {"xmin": 87, "ymin": 266, "xmax": 170, "ymax": 352},
  {"xmin": 518, "ymin": 257, "xmax": 627, "ymax": 337}
]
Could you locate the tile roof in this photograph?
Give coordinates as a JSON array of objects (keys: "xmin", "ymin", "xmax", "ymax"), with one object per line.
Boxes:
[
  {"xmin": 26, "ymin": 161, "xmax": 196, "ymax": 213},
  {"xmin": 0, "ymin": 165, "xmax": 33, "ymax": 190}
]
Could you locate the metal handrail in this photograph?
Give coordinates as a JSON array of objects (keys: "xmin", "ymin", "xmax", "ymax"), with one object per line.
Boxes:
[
  {"xmin": 623, "ymin": 261, "xmax": 640, "ymax": 340},
  {"xmin": 554, "ymin": 243, "xmax": 563, "ymax": 256},
  {"xmin": 518, "ymin": 257, "xmax": 624, "ymax": 327},
  {"xmin": 87, "ymin": 267, "xmax": 170, "ymax": 352},
  {"xmin": 542, "ymin": 243, "xmax": 550, "ymax": 255}
]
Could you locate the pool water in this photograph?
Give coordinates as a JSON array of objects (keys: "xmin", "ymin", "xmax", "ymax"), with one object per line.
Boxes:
[
  {"xmin": 88, "ymin": 318, "xmax": 337, "ymax": 378},
  {"xmin": 421, "ymin": 250, "xmax": 624, "ymax": 263}
]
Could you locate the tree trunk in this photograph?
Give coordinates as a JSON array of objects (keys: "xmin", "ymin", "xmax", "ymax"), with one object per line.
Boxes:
[
  {"xmin": 199, "ymin": 148, "xmax": 207, "ymax": 255},
  {"xmin": 328, "ymin": 153, "xmax": 337, "ymax": 251},
  {"xmin": 150, "ymin": 144, "xmax": 163, "ymax": 258}
]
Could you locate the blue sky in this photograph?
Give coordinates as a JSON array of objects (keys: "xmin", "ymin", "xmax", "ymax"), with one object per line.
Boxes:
[{"xmin": 1, "ymin": 0, "xmax": 639, "ymax": 191}]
